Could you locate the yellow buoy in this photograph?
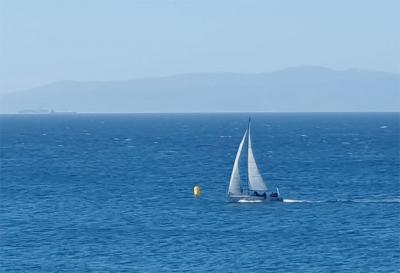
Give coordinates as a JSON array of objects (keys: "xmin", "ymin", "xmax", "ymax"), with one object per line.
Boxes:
[{"xmin": 193, "ymin": 185, "xmax": 201, "ymax": 198}]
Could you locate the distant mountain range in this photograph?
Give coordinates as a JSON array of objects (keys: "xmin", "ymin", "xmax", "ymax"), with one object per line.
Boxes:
[{"xmin": 1, "ymin": 66, "xmax": 399, "ymax": 113}]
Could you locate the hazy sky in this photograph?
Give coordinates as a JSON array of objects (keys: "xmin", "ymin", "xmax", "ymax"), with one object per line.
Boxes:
[{"xmin": 1, "ymin": 0, "xmax": 399, "ymax": 93}]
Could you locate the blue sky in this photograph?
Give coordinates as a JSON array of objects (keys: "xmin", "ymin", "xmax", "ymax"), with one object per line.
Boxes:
[{"xmin": 1, "ymin": 0, "xmax": 399, "ymax": 93}]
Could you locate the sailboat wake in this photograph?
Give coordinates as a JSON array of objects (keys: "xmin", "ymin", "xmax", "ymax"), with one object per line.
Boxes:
[
  {"xmin": 283, "ymin": 198, "xmax": 400, "ymax": 204},
  {"xmin": 283, "ymin": 199, "xmax": 318, "ymax": 203}
]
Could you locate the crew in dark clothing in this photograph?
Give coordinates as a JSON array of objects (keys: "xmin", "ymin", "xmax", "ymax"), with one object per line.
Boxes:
[{"xmin": 253, "ymin": 191, "xmax": 267, "ymax": 198}]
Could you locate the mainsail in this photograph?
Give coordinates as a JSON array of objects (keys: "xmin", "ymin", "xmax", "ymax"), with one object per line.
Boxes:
[
  {"xmin": 247, "ymin": 126, "xmax": 268, "ymax": 192},
  {"xmin": 227, "ymin": 129, "xmax": 248, "ymax": 195}
]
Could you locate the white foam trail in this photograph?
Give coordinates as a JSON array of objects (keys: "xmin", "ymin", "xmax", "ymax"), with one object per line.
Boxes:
[
  {"xmin": 283, "ymin": 199, "xmax": 304, "ymax": 203},
  {"xmin": 283, "ymin": 198, "xmax": 400, "ymax": 204},
  {"xmin": 283, "ymin": 199, "xmax": 320, "ymax": 203}
]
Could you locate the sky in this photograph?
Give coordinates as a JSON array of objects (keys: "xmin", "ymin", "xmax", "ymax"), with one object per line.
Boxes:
[{"xmin": 0, "ymin": 0, "xmax": 399, "ymax": 93}]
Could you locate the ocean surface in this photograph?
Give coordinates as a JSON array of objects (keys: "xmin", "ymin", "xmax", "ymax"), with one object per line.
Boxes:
[{"xmin": 1, "ymin": 113, "xmax": 399, "ymax": 272}]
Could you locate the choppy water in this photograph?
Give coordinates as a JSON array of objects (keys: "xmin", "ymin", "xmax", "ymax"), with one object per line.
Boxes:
[{"xmin": 1, "ymin": 113, "xmax": 399, "ymax": 272}]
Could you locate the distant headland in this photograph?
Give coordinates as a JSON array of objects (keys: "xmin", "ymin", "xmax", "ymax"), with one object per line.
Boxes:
[{"xmin": 1, "ymin": 66, "xmax": 399, "ymax": 114}]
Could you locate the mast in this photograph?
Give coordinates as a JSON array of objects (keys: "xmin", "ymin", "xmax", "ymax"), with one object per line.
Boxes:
[{"xmin": 246, "ymin": 118, "xmax": 251, "ymax": 191}]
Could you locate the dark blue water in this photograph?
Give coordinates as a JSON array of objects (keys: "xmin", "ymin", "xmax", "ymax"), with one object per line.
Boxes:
[{"xmin": 1, "ymin": 113, "xmax": 399, "ymax": 272}]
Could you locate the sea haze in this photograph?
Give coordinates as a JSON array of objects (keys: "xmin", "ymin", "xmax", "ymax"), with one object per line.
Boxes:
[
  {"xmin": 1, "ymin": 67, "xmax": 399, "ymax": 113},
  {"xmin": 0, "ymin": 113, "xmax": 399, "ymax": 272}
]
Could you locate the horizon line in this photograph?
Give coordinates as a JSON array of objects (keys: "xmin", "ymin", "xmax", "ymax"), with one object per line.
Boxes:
[{"xmin": 1, "ymin": 111, "xmax": 399, "ymax": 115}]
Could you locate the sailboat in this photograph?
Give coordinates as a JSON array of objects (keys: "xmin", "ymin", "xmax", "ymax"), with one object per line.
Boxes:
[{"xmin": 227, "ymin": 119, "xmax": 283, "ymax": 202}]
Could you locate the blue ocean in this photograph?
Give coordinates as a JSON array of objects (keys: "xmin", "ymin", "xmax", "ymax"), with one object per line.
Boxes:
[{"xmin": 1, "ymin": 113, "xmax": 399, "ymax": 272}]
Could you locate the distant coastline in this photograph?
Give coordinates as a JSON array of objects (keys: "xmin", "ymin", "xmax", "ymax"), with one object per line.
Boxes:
[
  {"xmin": 17, "ymin": 109, "xmax": 78, "ymax": 115},
  {"xmin": 2, "ymin": 66, "xmax": 398, "ymax": 114}
]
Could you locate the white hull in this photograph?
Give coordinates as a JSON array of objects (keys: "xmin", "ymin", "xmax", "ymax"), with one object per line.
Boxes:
[{"xmin": 228, "ymin": 194, "xmax": 283, "ymax": 203}]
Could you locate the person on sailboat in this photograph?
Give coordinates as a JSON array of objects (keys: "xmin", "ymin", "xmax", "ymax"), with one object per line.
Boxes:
[
  {"xmin": 270, "ymin": 187, "xmax": 280, "ymax": 198},
  {"xmin": 270, "ymin": 192, "xmax": 278, "ymax": 197},
  {"xmin": 253, "ymin": 191, "xmax": 267, "ymax": 198}
]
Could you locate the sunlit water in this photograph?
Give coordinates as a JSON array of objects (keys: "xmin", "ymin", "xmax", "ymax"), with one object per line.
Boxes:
[{"xmin": 1, "ymin": 113, "xmax": 399, "ymax": 272}]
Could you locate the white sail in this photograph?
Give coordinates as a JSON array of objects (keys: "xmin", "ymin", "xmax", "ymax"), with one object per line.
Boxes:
[
  {"xmin": 228, "ymin": 129, "xmax": 248, "ymax": 195},
  {"xmin": 247, "ymin": 126, "xmax": 268, "ymax": 192}
]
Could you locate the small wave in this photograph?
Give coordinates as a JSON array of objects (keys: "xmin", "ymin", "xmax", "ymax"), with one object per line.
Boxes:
[
  {"xmin": 163, "ymin": 150, "xmax": 178, "ymax": 153},
  {"xmin": 219, "ymin": 135, "xmax": 232, "ymax": 138},
  {"xmin": 380, "ymin": 125, "xmax": 388, "ymax": 129}
]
